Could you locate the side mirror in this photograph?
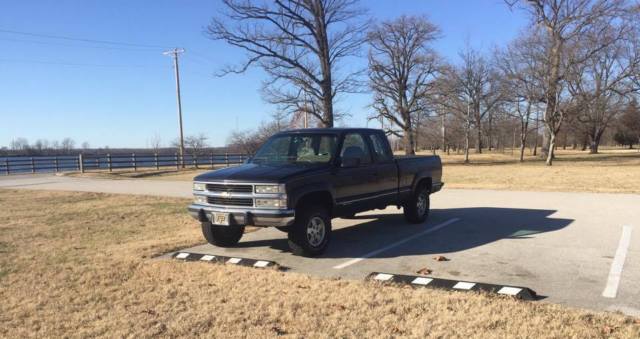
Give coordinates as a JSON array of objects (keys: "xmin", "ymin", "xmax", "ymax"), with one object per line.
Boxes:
[
  {"xmin": 244, "ymin": 157, "xmax": 252, "ymax": 164},
  {"xmin": 340, "ymin": 156, "xmax": 361, "ymax": 168}
]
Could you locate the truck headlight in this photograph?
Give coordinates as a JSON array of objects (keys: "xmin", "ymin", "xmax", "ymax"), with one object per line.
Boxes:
[
  {"xmin": 255, "ymin": 198, "xmax": 287, "ymax": 209},
  {"xmin": 255, "ymin": 184, "xmax": 285, "ymax": 194},
  {"xmin": 193, "ymin": 182, "xmax": 206, "ymax": 191},
  {"xmin": 194, "ymin": 195, "xmax": 207, "ymax": 204}
]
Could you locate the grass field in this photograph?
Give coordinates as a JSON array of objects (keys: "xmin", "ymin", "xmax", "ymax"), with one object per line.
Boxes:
[
  {"xmin": 1, "ymin": 189, "xmax": 639, "ymax": 338},
  {"xmin": 69, "ymin": 148, "xmax": 640, "ymax": 193}
]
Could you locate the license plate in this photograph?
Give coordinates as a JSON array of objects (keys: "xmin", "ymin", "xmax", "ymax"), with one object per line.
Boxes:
[{"xmin": 212, "ymin": 212, "xmax": 230, "ymax": 226}]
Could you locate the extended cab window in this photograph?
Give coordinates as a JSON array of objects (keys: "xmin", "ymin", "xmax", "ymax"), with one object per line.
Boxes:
[
  {"xmin": 369, "ymin": 133, "xmax": 393, "ymax": 162},
  {"xmin": 252, "ymin": 134, "xmax": 337, "ymax": 164},
  {"xmin": 340, "ymin": 133, "xmax": 371, "ymax": 165}
]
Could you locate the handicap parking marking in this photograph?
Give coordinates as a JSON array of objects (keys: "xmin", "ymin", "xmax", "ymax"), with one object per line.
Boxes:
[
  {"xmin": 602, "ymin": 225, "xmax": 633, "ymax": 298},
  {"xmin": 333, "ymin": 218, "xmax": 461, "ymax": 269}
]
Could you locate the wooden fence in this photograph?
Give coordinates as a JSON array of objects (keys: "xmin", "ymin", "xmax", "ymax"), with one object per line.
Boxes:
[{"xmin": 0, "ymin": 153, "xmax": 248, "ymax": 175}]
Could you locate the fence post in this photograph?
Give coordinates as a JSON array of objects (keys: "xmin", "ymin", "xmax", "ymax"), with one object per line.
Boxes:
[
  {"xmin": 154, "ymin": 153, "xmax": 159, "ymax": 170},
  {"xmin": 132, "ymin": 153, "xmax": 137, "ymax": 171},
  {"xmin": 30, "ymin": 157, "xmax": 35, "ymax": 173},
  {"xmin": 210, "ymin": 152, "xmax": 214, "ymax": 169},
  {"xmin": 107, "ymin": 154, "xmax": 112, "ymax": 172},
  {"xmin": 96, "ymin": 157, "xmax": 100, "ymax": 170},
  {"xmin": 79, "ymin": 154, "xmax": 84, "ymax": 173},
  {"xmin": 4, "ymin": 159, "xmax": 8, "ymax": 175},
  {"xmin": 54, "ymin": 156, "xmax": 59, "ymax": 173},
  {"xmin": 193, "ymin": 154, "xmax": 198, "ymax": 169},
  {"xmin": 175, "ymin": 153, "xmax": 179, "ymax": 170},
  {"xmin": 225, "ymin": 152, "xmax": 229, "ymax": 167}
]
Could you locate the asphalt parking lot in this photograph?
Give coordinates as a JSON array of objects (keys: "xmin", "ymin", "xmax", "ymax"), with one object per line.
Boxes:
[
  {"xmin": 1, "ymin": 174, "xmax": 638, "ymax": 315},
  {"xmin": 180, "ymin": 189, "xmax": 639, "ymax": 315}
]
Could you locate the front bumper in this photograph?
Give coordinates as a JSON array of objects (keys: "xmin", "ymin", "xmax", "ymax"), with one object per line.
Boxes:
[{"xmin": 188, "ymin": 203, "xmax": 295, "ymax": 227}]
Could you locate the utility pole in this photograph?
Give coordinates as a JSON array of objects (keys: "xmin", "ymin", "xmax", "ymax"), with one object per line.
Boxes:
[{"xmin": 163, "ymin": 48, "xmax": 185, "ymax": 168}]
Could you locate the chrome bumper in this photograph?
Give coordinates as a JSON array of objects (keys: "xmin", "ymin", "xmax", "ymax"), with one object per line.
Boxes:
[{"xmin": 188, "ymin": 203, "xmax": 295, "ymax": 227}]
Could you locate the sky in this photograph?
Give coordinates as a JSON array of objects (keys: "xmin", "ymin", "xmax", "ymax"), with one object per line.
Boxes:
[{"xmin": 0, "ymin": 0, "xmax": 529, "ymax": 149}]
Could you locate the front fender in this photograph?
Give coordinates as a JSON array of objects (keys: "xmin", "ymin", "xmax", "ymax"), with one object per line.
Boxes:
[{"xmin": 288, "ymin": 182, "xmax": 335, "ymax": 208}]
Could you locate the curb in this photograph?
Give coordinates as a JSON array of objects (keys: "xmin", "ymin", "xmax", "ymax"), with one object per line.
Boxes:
[
  {"xmin": 172, "ymin": 252, "xmax": 283, "ymax": 270},
  {"xmin": 366, "ymin": 272, "xmax": 537, "ymax": 300}
]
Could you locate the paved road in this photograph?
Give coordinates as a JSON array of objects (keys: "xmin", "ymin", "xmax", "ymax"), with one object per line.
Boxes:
[{"xmin": 2, "ymin": 174, "xmax": 638, "ymax": 315}]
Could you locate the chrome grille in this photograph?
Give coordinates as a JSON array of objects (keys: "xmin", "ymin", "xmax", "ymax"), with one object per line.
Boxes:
[
  {"xmin": 205, "ymin": 183, "xmax": 253, "ymax": 193},
  {"xmin": 207, "ymin": 196, "xmax": 253, "ymax": 207}
]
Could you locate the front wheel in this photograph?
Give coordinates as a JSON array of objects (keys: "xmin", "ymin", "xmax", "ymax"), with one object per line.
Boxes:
[
  {"xmin": 287, "ymin": 205, "xmax": 331, "ymax": 257},
  {"xmin": 201, "ymin": 222, "xmax": 244, "ymax": 247},
  {"xmin": 403, "ymin": 184, "xmax": 430, "ymax": 224}
]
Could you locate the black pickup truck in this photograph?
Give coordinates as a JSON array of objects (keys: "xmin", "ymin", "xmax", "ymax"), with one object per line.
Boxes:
[{"xmin": 189, "ymin": 128, "xmax": 443, "ymax": 256}]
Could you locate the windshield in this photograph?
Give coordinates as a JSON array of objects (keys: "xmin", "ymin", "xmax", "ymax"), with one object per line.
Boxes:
[{"xmin": 252, "ymin": 134, "xmax": 337, "ymax": 165}]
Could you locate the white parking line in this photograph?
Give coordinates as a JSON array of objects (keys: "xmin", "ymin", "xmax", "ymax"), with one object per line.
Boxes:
[
  {"xmin": 333, "ymin": 218, "xmax": 460, "ymax": 269},
  {"xmin": 602, "ymin": 225, "xmax": 633, "ymax": 298}
]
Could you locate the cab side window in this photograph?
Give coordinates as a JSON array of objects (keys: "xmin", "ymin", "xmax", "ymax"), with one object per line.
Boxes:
[
  {"xmin": 340, "ymin": 133, "xmax": 371, "ymax": 165},
  {"xmin": 369, "ymin": 133, "xmax": 393, "ymax": 162}
]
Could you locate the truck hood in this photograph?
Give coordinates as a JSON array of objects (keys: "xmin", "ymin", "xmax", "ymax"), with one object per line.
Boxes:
[{"xmin": 193, "ymin": 163, "xmax": 328, "ymax": 183}]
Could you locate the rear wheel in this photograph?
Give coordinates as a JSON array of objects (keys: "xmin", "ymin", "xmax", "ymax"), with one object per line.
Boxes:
[
  {"xmin": 201, "ymin": 222, "xmax": 244, "ymax": 247},
  {"xmin": 287, "ymin": 205, "xmax": 331, "ymax": 257},
  {"xmin": 403, "ymin": 184, "xmax": 430, "ymax": 224}
]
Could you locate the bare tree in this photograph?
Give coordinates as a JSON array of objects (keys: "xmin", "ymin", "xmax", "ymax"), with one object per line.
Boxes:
[
  {"xmin": 506, "ymin": 0, "xmax": 630, "ymax": 165},
  {"xmin": 566, "ymin": 16, "xmax": 640, "ymax": 153},
  {"xmin": 367, "ymin": 15, "xmax": 441, "ymax": 155},
  {"xmin": 81, "ymin": 141, "xmax": 90, "ymax": 150},
  {"xmin": 457, "ymin": 46, "xmax": 503, "ymax": 154},
  {"xmin": 613, "ymin": 99, "xmax": 640, "ymax": 148},
  {"xmin": 184, "ymin": 134, "xmax": 209, "ymax": 157},
  {"xmin": 9, "ymin": 138, "xmax": 30, "ymax": 152},
  {"xmin": 208, "ymin": 0, "xmax": 368, "ymax": 127},
  {"xmin": 433, "ymin": 46, "xmax": 502, "ymax": 162},
  {"xmin": 148, "ymin": 133, "xmax": 163, "ymax": 153},
  {"xmin": 227, "ymin": 121, "xmax": 281, "ymax": 154},
  {"xmin": 60, "ymin": 138, "xmax": 75, "ymax": 154},
  {"xmin": 497, "ymin": 30, "xmax": 546, "ymax": 161}
]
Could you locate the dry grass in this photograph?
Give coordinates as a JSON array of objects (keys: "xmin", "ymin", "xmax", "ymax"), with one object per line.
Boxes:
[
  {"xmin": 438, "ymin": 148, "xmax": 640, "ymax": 193},
  {"xmin": 1, "ymin": 189, "xmax": 639, "ymax": 338},
  {"xmin": 64, "ymin": 166, "xmax": 214, "ymax": 182}
]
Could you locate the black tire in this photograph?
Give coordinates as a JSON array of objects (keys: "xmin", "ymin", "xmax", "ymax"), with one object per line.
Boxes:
[
  {"xmin": 201, "ymin": 222, "xmax": 244, "ymax": 247},
  {"xmin": 403, "ymin": 184, "xmax": 430, "ymax": 224},
  {"xmin": 275, "ymin": 226, "xmax": 291, "ymax": 233},
  {"xmin": 287, "ymin": 205, "xmax": 331, "ymax": 257}
]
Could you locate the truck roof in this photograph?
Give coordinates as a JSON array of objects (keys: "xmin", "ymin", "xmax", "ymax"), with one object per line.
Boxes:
[{"xmin": 276, "ymin": 127, "xmax": 381, "ymax": 135}]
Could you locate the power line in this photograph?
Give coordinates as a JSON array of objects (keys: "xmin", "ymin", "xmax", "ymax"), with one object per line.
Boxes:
[
  {"xmin": 0, "ymin": 37, "xmax": 162, "ymax": 52},
  {"xmin": 0, "ymin": 28, "xmax": 170, "ymax": 49},
  {"xmin": 0, "ymin": 58, "xmax": 148, "ymax": 68}
]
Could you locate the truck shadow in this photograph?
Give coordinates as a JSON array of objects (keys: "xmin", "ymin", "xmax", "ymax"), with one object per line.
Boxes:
[{"xmin": 237, "ymin": 207, "xmax": 574, "ymax": 259}]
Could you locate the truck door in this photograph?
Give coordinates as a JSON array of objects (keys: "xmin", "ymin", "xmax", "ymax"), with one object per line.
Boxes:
[
  {"xmin": 367, "ymin": 132, "xmax": 398, "ymax": 206},
  {"xmin": 333, "ymin": 132, "xmax": 377, "ymax": 214}
]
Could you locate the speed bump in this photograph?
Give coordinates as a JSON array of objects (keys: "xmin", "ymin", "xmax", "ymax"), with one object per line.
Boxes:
[
  {"xmin": 367, "ymin": 272, "xmax": 538, "ymax": 300},
  {"xmin": 172, "ymin": 252, "xmax": 283, "ymax": 270}
]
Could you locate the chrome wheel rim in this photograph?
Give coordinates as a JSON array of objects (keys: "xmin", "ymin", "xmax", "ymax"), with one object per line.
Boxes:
[
  {"xmin": 306, "ymin": 216, "xmax": 326, "ymax": 247},
  {"xmin": 417, "ymin": 190, "xmax": 428, "ymax": 217}
]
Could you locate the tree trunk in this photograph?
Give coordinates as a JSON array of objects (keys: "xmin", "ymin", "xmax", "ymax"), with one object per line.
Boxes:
[
  {"xmin": 588, "ymin": 130, "xmax": 603, "ymax": 154},
  {"xmin": 546, "ymin": 131, "xmax": 556, "ymax": 166},
  {"xmin": 464, "ymin": 127, "xmax": 470, "ymax": 163},
  {"xmin": 403, "ymin": 128, "xmax": 415, "ymax": 155},
  {"xmin": 520, "ymin": 120, "xmax": 529, "ymax": 162},
  {"xmin": 476, "ymin": 128, "xmax": 483, "ymax": 154},
  {"xmin": 488, "ymin": 113, "xmax": 493, "ymax": 151},
  {"xmin": 541, "ymin": 127, "xmax": 550, "ymax": 159}
]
